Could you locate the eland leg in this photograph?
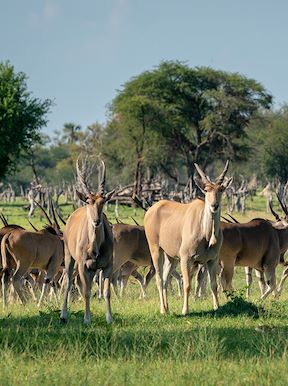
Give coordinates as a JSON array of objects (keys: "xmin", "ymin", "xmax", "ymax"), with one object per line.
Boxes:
[
  {"xmin": 150, "ymin": 246, "xmax": 166, "ymax": 314},
  {"xmin": 245, "ymin": 267, "xmax": 253, "ymax": 298},
  {"xmin": 255, "ymin": 269, "xmax": 267, "ymax": 297},
  {"xmin": 2, "ymin": 270, "xmax": 10, "ymax": 308},
  {"xmin": 102, "ymin": 265, "xmax": 113, "ymax": 324},
  {"xmin": 260, "ymin": 266, "xmax": 276, "ymax": 301},
  {"xmin": 98, "ymin": 270, "xmax": 104, "ymax": 299},
  {"xmin": 144, "ymin": 266, "xmax": 155, "ymax": 289},
  {"xmin": 219, "ymin": 261, "xmax": 234, "ymax": 294},
  {"xmin": 130, "ymin": 270, "xmax": 146, "ymax": 299},
  {"xmin": 207, "ymin": 258, "xmax": 219, "ymax": 310},
  {"xmin": 38, "ymin": 263, "xmax": 59, "ymax": 307},
  {"xmin": 78, "ymin": 262, "xmax": 93, "ymax": 325},
  {"xmin": 276, "ymin": 266, "xmax": 288, "ymax": 296},
  {"xmin": 180, "ymin": 254, "xmax": 192, "ymax": 315},
  {"xmin": 172, "ymin": 270, "xmax": 183, "ymax": 297},
  {"xmin": 195, "ymin": 264, "xmax": 208, "ymax": 299},
  {"xmin": 11, "ymin": 262, "xmax": 31, "ymax": 305},
  {"xmin": 60, "ymin": 252, "xmax": 75, "ymax": 323},
  {"xmin": 111, "ymin": 270, "xmax": 120, "ymax": 298},
  {"xmin": 119, "ymin": 275, "xmax": 128, "ymax": 298},
  {"xmin": 162, "ymin": 253, "xmax": 177, "ymax": 313}
]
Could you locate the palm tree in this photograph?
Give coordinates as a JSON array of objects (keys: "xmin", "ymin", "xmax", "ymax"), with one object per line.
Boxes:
[{"xmin": 62, "ymin": 123, "xmax": 81, "ymax": 144}]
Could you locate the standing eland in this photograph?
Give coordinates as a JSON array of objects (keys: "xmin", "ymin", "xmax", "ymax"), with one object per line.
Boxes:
[
  {"xmin": 111, "ymin": 222, "xmax": 183, "ymax": 298},
  {"xmin": 60, "ymin": 157, "xmax": 115, "ymax": 324},
  {"xmin": 144, "ymin": 161, "xmax": 232, "ymax": 315}
]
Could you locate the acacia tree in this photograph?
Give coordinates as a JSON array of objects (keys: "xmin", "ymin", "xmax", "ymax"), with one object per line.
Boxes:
[
  {"xmin": 109, "ymin": 61, "xmax": 272, "ymax": 187},
  {"xmin": 0, "ymin": 61, "xmax": 52, "ymax": 178}
]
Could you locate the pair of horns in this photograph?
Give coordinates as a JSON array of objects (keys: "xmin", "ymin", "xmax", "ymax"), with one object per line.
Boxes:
[
  {"xmin": 76, "ymin": 156, "xmax": 106, "ymax": 196},
  {"xmin": 194, "ymin": 160, "xmax": 230, "ymax": 185},
  {"xmin": 269, "ymin": 194, "xmax": 288, "ymax": 220},
  {"xmin": 33, "ymin": 196, "xmax": 61, "ymax": 231}
]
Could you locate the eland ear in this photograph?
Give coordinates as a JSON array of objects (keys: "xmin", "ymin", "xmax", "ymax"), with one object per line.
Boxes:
[
  {"xmin": 104, "ymin": 189, "xmax": 115, "ymax": 202},
  {"xmin": 76, "ymin": 190, "xmax": 88, "ymax": 203}
]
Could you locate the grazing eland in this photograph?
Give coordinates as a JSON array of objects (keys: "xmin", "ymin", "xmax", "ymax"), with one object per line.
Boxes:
[
  {"xmin": 1, "ymin": 224, "xmax": 64, "ymax": 307},
  {"xmin": 243, "ymin": 196, "xmax": 288, "ymax": 297}
]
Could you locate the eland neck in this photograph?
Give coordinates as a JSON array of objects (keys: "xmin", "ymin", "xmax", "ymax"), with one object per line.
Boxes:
[
  {"xmin": 202, "ymin": 200, "xmax": 221, "ymax": 248},
  {"xmin": 86, "ymin": 208, "xmax": 105, "ymax": 258}
]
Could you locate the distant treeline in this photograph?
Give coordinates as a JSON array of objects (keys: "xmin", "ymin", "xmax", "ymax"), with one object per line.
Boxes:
[{"xmin": 2, "ymin": 60, "xmax": 288, "ymax": 192}]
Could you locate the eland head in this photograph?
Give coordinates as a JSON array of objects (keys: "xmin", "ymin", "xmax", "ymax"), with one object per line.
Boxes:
[
  {"xmin": 76, "ymin": 158, "xmax": 115, "ymax": 229},
  {"xmin": 194, "ymin": 161, "xmax": 233, "ymax": 214}
]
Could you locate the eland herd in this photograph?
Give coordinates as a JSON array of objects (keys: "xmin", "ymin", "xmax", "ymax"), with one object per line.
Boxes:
[{"xmin": 1, "ymin": 157, "xmax": 288, "ymax": 324}]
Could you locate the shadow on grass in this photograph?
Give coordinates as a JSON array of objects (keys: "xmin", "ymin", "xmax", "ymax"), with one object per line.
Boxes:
[
  {"xmin": 0, "ymin": 306, "xmax": 148, "ymax": 330},
  {"xmin": 176, "ymin": 296, "xmax": 263, "ymax": 319}
]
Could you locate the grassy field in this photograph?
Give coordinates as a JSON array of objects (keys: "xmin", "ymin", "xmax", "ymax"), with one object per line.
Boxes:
[{"xmin": 0, "ymin": 195, "xmax": 287, "ymax": 385}]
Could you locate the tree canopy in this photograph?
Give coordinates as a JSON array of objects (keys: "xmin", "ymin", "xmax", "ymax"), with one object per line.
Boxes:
[
  {"xmin": 254, "ymin": 106, "xmax": 288, "ymax": 183},
  {"xmin": 2, "ymin": 60, "xmax": 282, "ymax": 193},
  {"xmin": 0, "ymin": 61, "xmax": 52, "ymax": 178},
  {"xmin": 107, "ymin": 61, "xmax": 272, "ymax": 191}
]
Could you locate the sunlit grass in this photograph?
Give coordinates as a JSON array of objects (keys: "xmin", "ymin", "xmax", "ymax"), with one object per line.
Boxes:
[
  {"xmin": 0, "ymin": 195, "xmax": 287, "ymax": 385},
  {"xmin": 0, "ymin": 269, "xmax": 288, "ymax": 385}
]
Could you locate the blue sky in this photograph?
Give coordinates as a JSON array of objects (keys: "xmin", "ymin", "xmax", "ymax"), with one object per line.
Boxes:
[{"xmin": 1, "ymin": 0, "xmax": 287, "ymax": 135}]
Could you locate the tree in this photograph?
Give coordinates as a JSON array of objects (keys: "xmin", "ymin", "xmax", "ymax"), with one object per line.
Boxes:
[
  {"xmin": 110, "ymin": 61, "xmax": 272, "ymax": 187},
  {"xmin": 102, "ymin": 100, "xmax": 161, "ymax": 195},
  {"xmin": 259, "ymin": 106, "xmax": 288, "ymax": 182},
  {"xmin": 61, "ymin": 122, "xmax": 82, "ymax": 144},
  {"xmin": 0, "ymin": 61, "xmax": 52, "ymax": 178}
]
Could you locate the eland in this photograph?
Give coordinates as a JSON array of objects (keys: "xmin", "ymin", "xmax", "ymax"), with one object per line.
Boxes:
[
  {"xmin": 144, "ymin": 161, "xmax": 232, "ymax": 315},
  {"xmin": 60, "ymin": 157, "xmax": 115, "ymax": 324}
]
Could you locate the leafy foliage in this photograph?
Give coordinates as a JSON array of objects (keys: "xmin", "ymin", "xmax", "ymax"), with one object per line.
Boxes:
[
  {"xmin": 108, "ymin": 61, "xmax": 272, "ymax": 183},
  {"xmin": 1, "ymin": 60, "xmax": 285, "ymax": 191},
  {"xmin": 261, "ymin": 107, "xmax": 288, "ymax": 182},
  {"xmin": 0, "ymin": 61, "xmax": 52, "ymax": 178}
]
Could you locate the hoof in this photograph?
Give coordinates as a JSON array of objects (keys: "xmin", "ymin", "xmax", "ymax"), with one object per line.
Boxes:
[{"xmin": 59, "ymin": 318, "xmax": 67, "ymax": 324}]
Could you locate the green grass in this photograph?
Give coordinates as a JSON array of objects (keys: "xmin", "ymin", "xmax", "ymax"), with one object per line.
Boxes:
[
  {"xmin": 0, "ymin": 271, "xmax": 288, "ymax": 385},
  {"xmin": 0, "ymin": 195, "xmax": 287, "ymax": 385},
  {"xmin": 0, "ymin": 197, "xmax": 145, "ymax": 229}
]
